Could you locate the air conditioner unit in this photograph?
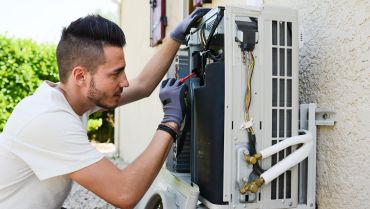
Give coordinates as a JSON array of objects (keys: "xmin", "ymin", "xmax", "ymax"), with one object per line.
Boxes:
[{"xmin": 136, "ymin": 5, "xmax": 316, "ymax": 209}]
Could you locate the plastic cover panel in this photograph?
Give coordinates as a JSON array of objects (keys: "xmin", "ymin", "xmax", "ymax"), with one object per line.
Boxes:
[{"xmin": 194, "ymin": 62, "xmax": 226, "ymax": 205}]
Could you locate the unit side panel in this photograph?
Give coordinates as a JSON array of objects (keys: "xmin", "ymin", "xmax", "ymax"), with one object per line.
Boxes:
[
  {"xmin": 225, "ymin": 5, "xmax": 262, "ymax": 209},
  {"xmin": 260, "ymin": 9, "xmax": 299, "ymax": 209},
  {"xmin": 224, "ymin": 5, "xmax": 299, "ymax": 209}
]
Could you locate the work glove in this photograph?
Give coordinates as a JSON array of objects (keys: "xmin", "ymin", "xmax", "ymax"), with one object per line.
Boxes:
[
  {"xmin": 170, "ymin": 8, "xmax": 211, "ymax": 44},
  {"xmin": 159, "ymin": 78, "xmax": 187, "ymax": 127}
]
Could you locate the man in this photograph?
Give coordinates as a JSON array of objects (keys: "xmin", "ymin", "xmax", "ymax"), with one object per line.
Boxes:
[{"xmin": 0, "ymin": 9, "xmax": 209, "ymax": 209}]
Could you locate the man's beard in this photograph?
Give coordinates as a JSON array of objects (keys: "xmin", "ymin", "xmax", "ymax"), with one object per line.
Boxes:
[{"xmin": 87, "ymin": 78, "xmax": 119, "ymax": 110}]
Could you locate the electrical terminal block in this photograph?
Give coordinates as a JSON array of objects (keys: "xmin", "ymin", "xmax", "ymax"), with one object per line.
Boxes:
[{"xmin": 239, "ymin": 118, "xmax": 254, "ymax": 130}]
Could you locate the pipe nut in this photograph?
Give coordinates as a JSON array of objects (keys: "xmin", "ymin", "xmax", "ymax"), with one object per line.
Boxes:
[
  {"xmin": 248, "ymin": 183, "xmax": 259, "ymax": 193},
  {"xmin": 245, "ymin": 155, "xmax": 256, "ymax": 164},
  {"xmin": 244, "ymin": 153, "xmax": 262, "ymax": 165}
]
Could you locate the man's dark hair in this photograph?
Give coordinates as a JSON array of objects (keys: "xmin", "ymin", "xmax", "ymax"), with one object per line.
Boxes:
[{"xmin": 56, "ymin": 15, "xmax": 126, "ymax": 83}]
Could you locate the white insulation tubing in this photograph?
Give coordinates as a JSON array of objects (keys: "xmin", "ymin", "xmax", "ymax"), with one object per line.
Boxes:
[
  {"xmin": 260, "ymin": 130, "xmax": 312, "ymax": 159},
  {"xmin": 261, "ymin": 140, "xmax": 313, "ymax": 184}
]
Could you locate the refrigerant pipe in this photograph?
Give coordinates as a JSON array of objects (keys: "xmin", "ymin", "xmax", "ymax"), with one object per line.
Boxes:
[
  {"xmin": 260, "ymin": 130, "xmax": 312, "ymax": 159},
  {"xmin": 240, "ymin": 130, "xmax": 313, "ymax": 194}
]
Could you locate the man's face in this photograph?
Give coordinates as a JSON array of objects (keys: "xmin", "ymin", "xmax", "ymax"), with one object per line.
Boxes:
[{"xmin": 87, "ymin": 45, "xmax": 128, "ymax": 109}]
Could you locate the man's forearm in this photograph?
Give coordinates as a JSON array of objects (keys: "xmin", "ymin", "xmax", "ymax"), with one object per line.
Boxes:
[
  {"xmin": 68, "ymin": 122, "xmax": 179, "ymax": 209},
  {"xmin": 138, "ymin": 38, "xmax": 181, "ymax": 94},
  {"xmin": 118, "ymin": 122, "xmax": 178, "ymax": 206},
  {"xmin": 119, "ymin": 38, "xmax": 181, "ymax": 105}
]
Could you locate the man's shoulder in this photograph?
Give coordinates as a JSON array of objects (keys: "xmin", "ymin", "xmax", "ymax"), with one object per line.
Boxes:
[{"xmin": 4, "ymin": 98, "xmax": 80, "ymax": 137}]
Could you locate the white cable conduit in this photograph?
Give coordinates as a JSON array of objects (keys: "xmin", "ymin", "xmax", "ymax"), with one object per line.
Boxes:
[{"xmin": 259, "ymin": 130, "xmax": 313, "ymax": 184}]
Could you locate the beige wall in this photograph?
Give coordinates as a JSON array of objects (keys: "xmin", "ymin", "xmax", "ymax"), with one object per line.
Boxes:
[
  {"xmin": 119, "ymin": 1, "xmax": 370, "ymax": 208},
  {"xmin": 117, "ymin": 0, "xmax": 185, "ymax": 162}
]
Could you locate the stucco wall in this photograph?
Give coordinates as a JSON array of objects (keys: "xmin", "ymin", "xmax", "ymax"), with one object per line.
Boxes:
[
  {"xmin": 262, "ymin": 1, "xmax": 370, "ymax": 208},
  {"xmin": 119, "ymin": 1, "xmax": 370, "ymax": 208}
]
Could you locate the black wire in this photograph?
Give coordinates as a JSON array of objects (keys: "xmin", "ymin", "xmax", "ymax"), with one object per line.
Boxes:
[
  {"xmin": 248, "ymin": 131, "xmax": 265, "ymax": 176},
  {"xmin": 205, "ymin": 12, "xmax": 224, "ymax": 50},
  {"xmin": 208, "ymin": 50, "xmax": 224, "ymax": 62},
  {"xmin": 247, "ymin": 131, "xmax": 256, "ymax": 155}
]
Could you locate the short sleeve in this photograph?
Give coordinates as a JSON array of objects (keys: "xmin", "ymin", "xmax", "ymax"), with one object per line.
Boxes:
[{"xmin": 11, "ymin": 110, "xmax": 104, "ymax": 180}]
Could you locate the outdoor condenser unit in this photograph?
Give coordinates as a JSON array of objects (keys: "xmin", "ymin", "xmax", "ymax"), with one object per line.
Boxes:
[{"xmin": 136, "ymin": 5, "xmax": 316, "ymax": 209}]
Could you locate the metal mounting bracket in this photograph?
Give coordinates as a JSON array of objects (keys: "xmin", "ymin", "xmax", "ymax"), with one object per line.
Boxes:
[
  {"xmin": 297, "ymin": 103, "xmax": 336, "ymax": 209},
  {"xmin": 315, "ymin": 108, "xmax": 336, "ymax": 126}
]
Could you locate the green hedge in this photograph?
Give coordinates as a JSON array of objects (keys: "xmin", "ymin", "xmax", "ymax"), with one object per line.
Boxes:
[
  {"xmin": 0, "ymin": 35, "xmax": 113, "ymax": 143},
  {"xmin": 0, "ymin": 34, "xmax": 59, "ymax": 131}
]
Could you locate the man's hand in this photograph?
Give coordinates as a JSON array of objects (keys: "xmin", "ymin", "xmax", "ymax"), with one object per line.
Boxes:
[
  {"xmin": 170, "ymin": 8, "xmax": 211, "ymax": 44},
  {"xmin": 159, "ymin": 78, "xmax": 186, "ymax": 127}
]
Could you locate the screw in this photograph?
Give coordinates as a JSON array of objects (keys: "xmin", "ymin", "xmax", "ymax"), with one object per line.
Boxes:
[
  {"xmin": 322, "ymin": 113, "xmax": 328, "ymax": 120},
  {"xmin": 310, "ymin": 203, "xmax": 314, "ymax": 207},
  {"xmin": 289, "ymin": 202, "xmax": 293, "ymax": 206}
]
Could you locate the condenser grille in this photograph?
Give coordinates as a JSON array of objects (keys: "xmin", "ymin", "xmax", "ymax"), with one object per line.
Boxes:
[
  {"xmin": 271, "ymin": 20, "xmax": 293, "ymax": 201},
  {"xmin": 166, "ymin": 50, "xmax": 191, "ymax": 173}
]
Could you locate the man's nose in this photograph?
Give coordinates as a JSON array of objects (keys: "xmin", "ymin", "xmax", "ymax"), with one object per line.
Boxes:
[{"xmin": 120, "ymin": 72, "xmax": 129, "ymax": 88}]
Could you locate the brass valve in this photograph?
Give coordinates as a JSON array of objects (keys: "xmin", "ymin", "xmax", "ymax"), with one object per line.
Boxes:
[
  {"xmin": 239, "ymin": 177, "xmax": 265, "ymax": 194},
  {"xmin": 244, "ymin": 153, "xmax": 262, "ymax": 165},
  {"xmin": 240, "ymin": 182, "xmax": 258, "ymax": 194}
]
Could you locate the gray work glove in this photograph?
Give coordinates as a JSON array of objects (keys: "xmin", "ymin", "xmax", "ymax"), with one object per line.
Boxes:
[
  {"xmin": 159, "ymin": 78, "xmax": 187, "ymax": 127},
  {"xmin": 170, "ymin": 8, "xmax": 211, "ymax": 44}
]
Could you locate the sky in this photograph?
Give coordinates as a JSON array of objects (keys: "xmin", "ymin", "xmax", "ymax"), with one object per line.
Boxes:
[{"xmin": 0, "ymin": 0, "xmax": 118, "ymax": 44}]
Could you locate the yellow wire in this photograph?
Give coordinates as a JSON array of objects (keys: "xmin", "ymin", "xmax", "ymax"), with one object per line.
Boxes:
[
  {"xmin": 244, "ymin": 51, "xmax": 249, "ymax": 120},
  {"xmin": 244, "ymin": 51, "xmax": 255, "ymax": 133}
]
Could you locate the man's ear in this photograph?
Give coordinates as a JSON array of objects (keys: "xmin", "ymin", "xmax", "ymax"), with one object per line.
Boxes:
[{"xmin": 71, "ymin": 66, "xmax": 88, "ymax": 86}]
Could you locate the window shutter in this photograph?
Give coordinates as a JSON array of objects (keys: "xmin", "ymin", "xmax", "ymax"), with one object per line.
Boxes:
[
  {"xmin": 193, "ymin": 0, "xmax": 202, "ymax": 6},
  {"xmin": 193, "ymin": 0, "xmax": 212, "ymax": 7},
  {"xmin": 150, "ymin": 0, "xmax": 167, "ymax": 47}
]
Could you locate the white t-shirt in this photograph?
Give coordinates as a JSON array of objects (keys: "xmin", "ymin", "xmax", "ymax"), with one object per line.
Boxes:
[{"xmin": 0, "ymin": 81, "xmax": 104, "ymax": 209}]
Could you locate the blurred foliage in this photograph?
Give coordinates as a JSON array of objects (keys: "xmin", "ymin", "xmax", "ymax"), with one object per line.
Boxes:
[
  {"xmin": 88, "ymin": 110, "xmax": 115, "ymax": 143},
  {"xmin": 88, "ymin": 118, "xmax": 103, "ymax": 132},
  {"xmin": 0, "ymin": 34, "xmax": 58, "ymax": 131},
  {"xmin": 0, "ymin": 34, "xmax": 114, "ymax": 143}
]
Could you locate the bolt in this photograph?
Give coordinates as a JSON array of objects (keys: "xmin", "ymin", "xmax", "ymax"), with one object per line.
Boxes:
[
  {"xmin": 322, "ymin": 113, "xmax": 328, "ymax": 120},
  {"xmin": 310, "ymin": 203, "xmax": 314, "ymax": 207},
  {"xmin": 289, "ymin": 202, "xmax": 293, "ymax": 206}
]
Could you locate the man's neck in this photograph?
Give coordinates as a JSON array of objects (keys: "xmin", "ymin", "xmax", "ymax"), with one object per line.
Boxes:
[{"xmin": 56, "ymin": 83, "xmax": 94, "ymax": 116}]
